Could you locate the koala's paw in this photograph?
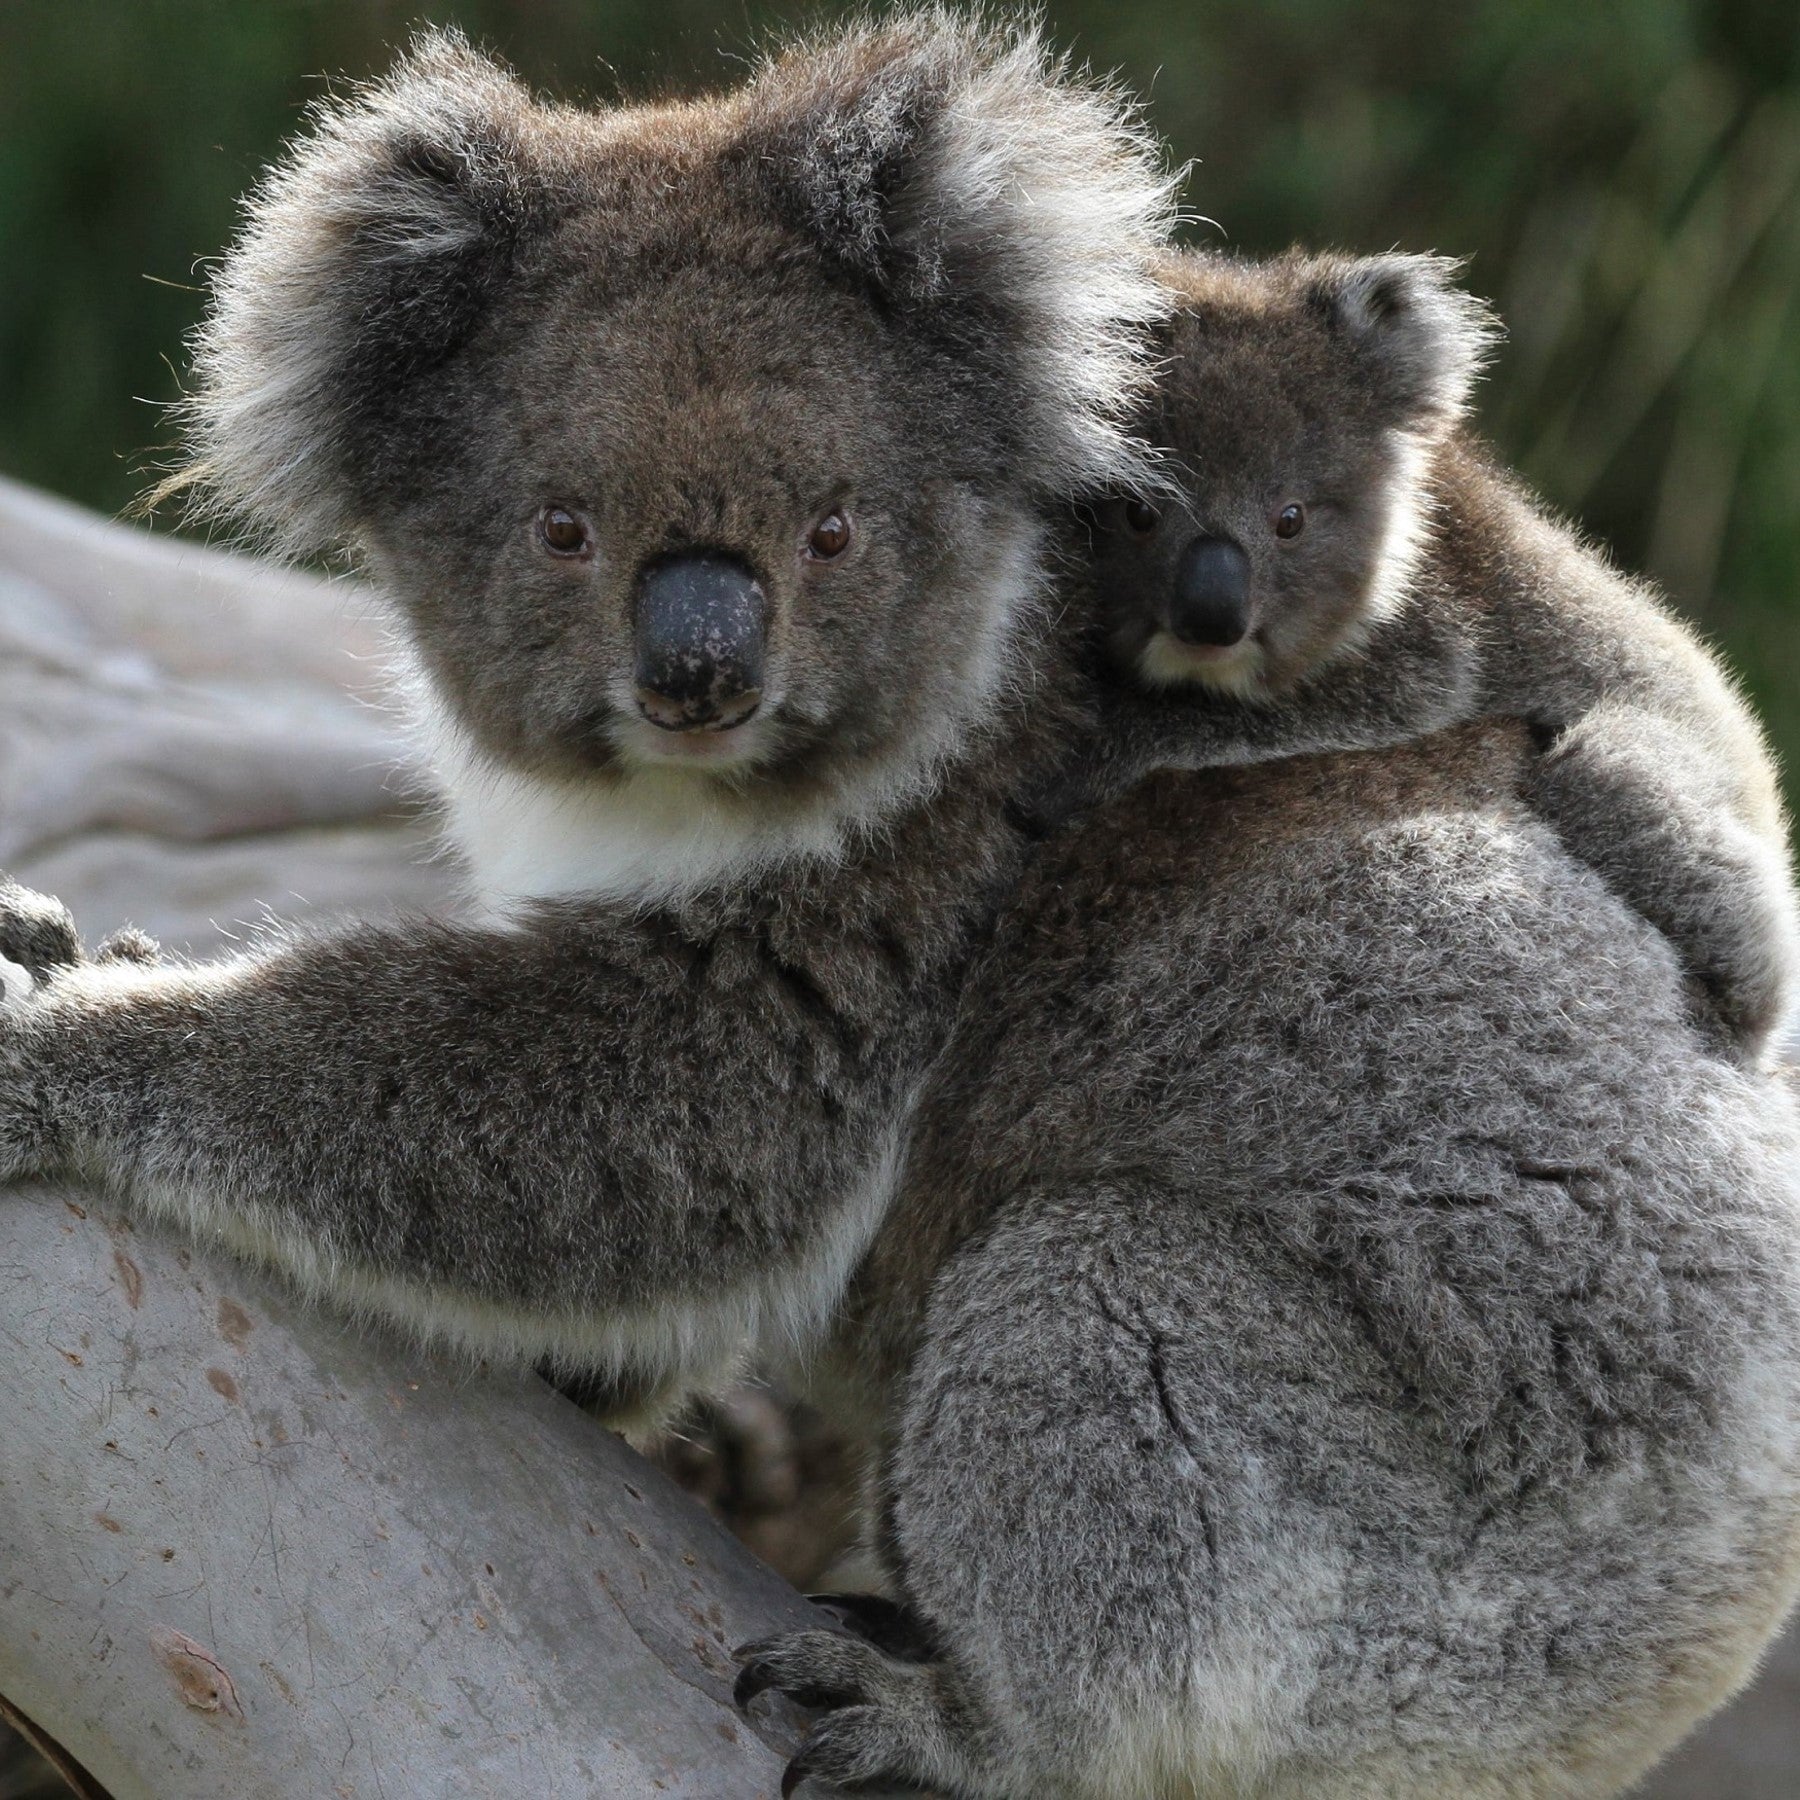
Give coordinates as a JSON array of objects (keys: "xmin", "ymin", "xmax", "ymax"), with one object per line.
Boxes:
[
  {"xmin": 735, "ymin": 1623, "xmax": 987, "ymax": 1797},
  {"xmin": 0, "ymin": 877, "xmax": 81, "ymax": 982},
  {"xmin": 94, "ymin": 927, "xmax": 162, "ymax": 967}
]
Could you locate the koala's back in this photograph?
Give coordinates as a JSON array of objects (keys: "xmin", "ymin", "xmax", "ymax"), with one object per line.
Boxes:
[{"xmin": 839, "ymin": 721, "xmax": 1800, "ymax": 1798}]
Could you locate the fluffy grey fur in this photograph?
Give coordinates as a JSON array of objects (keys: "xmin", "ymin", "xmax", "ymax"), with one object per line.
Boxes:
[
  {"xmin": 743, "ymin": 725, "xmax": 1800, "ymax": 1798},
  {"xmin": 0, "ymin": 18, "xmax": 1174, "ymax": 1425},
  {"xmin": 7, "ymin": 21, "xmax": 1797, "ymax": 1798},
  {"xmin": 727, "ymin": 252, "xmax": 1800, "ymax": 1796},
  {"xmin": 1069, "ymin": 248, "xmax": 1798, "ymax": 1062},
  {"xmin": 171, "ymin": 14, "xmax": 1177, "ymax": 558}
]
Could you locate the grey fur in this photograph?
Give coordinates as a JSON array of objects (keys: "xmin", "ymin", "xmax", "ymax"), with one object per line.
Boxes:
[
  {"xmin": 751, "ymin": 727, "xmax": 1800, "ymax": 1798},
  {"xmin": 4, "ymin": 22, "xmax": 1797, "ymax": 1798},
  {"xmin": 729, "ymin": 251, "xmax": 1800, "ymax": 1793},
  {"xmin": 171, "ymin": 14, "xmax": 1179, "ymax": 560},
  {"xmin": 1067, "ymin": 248, "xmax": 1797, "ymax": 1062},
  {"xmin": 0, "ymin": 18, "xmax": 1172, "ymax": 1420}
]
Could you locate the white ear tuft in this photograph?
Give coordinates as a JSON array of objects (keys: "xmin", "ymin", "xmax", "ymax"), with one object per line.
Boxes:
[
  {"xmin": 1305, "ymin": 253, "xmax": 1502, "ymax": 434},
  {"xmin": 167, "ymin": 28, "xmax": 559, "ymax": 556}
]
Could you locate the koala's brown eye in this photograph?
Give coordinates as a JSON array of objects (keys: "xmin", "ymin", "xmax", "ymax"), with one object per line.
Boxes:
[
  {"xmin": 1275, "ymin": 503, "xmax": 1306, "ymax": 540},
  {"xmin": 538, "ymin": 505, "xmax": 590, "ymax": 557},
  {"xmin": 806, "ymin": 511, "xmax": 853, "ymax": 561},
  {"xmin": 1123, "ymin": 498, "xmax": 1160, "ymax": 535}
]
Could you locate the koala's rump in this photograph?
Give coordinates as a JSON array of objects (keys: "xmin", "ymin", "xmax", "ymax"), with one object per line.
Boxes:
[{"xmin": 876, "ymin": 719, "xmax": 1800, "ymax": 1794}]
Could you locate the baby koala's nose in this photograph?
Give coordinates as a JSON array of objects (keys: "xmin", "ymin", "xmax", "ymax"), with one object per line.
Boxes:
[
  {"xmin": 1166, "ymin": 535, "xmax": 1253, "ymax": 648},
  {"xmin": 632, "ymin": 553, "xmax": 766, "ymax": 731}
]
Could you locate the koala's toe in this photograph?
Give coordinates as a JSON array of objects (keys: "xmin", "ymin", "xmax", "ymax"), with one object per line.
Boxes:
[
  {"xmin": 737, "ymin": 1628, "xmax": 982, "ymax": 1795},
  {"xmin": 782, "ymin": 1704, "xmax": 934, "ymax": 1795},
  {"xmin": 0, "ymin": 878, "xmax": 80, "ymax": 978},
  {"xmin": 93, "ymin": 926, "xmax": 161, "ymax": 967},
  {"xmin": 734, "ymin": 1628, "xmax": 893, "ymax": 1711}
]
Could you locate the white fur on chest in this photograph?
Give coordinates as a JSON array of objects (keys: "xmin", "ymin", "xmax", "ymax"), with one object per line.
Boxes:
[
  {"xmin": 405, "ymin": 516, "xmax": 1042, "ymax": 918},
  {"xmin": 431, "ymin": 737, "xmax": 857, "ymax": 917}
]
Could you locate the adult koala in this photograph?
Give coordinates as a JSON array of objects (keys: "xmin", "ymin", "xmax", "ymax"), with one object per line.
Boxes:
[
  {"xmin": 0, "ymin": 18, "xmax": 1175, "ymax": 1405},
  {"xmin": 740, "ymin": 721, "xmax": 1800, "ymax": 1797}
]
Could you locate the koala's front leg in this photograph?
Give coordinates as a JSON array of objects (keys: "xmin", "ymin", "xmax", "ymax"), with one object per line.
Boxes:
[
  {"xmin": 0, "ymin": 884, "xmax": 910, "ymax": 1383},
  {"xmin": 0, "ymin": 875, "xmax": 163, "ymax": 999},
  {"xmin": 1051, "ymin": 602, "xmax": 1482, "ymax": 820},
  {"xmin": 1525, "ymin": 706, "xmax": 1800, "ymax": 1062}
]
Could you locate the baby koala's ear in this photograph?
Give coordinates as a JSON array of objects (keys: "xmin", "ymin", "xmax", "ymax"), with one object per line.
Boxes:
[
  {"xmin": 174, "ymin": 28, "xmax": 567, "ymax": 554},
  {"xmin": 747, "ymin": 15, "xmax": 1181, "ymax": 497},
  {"xmin": 1304, "ymin": 253, "xmax": 1501, "ymax": 434}
]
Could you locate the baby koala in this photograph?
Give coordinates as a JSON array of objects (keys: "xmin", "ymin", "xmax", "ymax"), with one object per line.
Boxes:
[{"xmin": 1082, "ymin": 247, "xmax": 1798, "ymax": 1062}]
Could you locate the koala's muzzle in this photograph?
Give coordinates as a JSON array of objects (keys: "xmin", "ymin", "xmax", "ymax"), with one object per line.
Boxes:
[
  {"xmin": 632, "ymin": 555, "xmax": 767, "ymax": 731},
  {"xmin": 1166, "ymin": 536, "xmax": 1253, "ymax": 648}
]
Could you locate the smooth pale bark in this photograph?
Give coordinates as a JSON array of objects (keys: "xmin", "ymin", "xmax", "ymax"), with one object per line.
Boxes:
[
  {"xmin": 0, "ymin": 1183, "xmax": 815, "ymax": 1798},
  {"xmin": 0, "ymin": 477, "xmax": 389, "ymax": 690},
  {"xmin": 0, "ymin": 474, "xmax": 444, "ymax": 956}
]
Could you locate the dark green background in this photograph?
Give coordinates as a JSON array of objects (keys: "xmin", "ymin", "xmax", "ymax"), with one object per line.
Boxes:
[{"xmin": 3, "ymin": 1, "xmax": 1797, "ymax": 795}]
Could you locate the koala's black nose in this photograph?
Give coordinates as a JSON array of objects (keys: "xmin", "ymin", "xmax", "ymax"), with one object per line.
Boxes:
[
  {"xmin": 1166, "ymin": 536, "xmax": 1253, "ymax": 648},
  {"xmin": 632, "ymin": 554, "xmax": 766, "ymax": 731}
]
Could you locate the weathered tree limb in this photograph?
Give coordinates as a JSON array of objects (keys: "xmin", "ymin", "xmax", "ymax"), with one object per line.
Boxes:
[
  {"xmin": 0, "ymin": 474, "xmax": 446, "ymax": 958},
  {"xmin": 0, "ymin": 1183, "xmax": 816, "ymax": 1798},
  {"xmin": 0, "ymin": 478, "xmax": 389, "ymax": 692}
]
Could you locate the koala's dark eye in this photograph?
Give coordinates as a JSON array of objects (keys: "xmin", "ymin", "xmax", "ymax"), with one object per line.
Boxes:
[
  {"xmin": 1123, "ymin": 498, "xmax": 1160, "ymax": 536},
  {"xmin": 537, "ymin": 505, "xmax": 591, "ymax": 557},
  {"xmin": 805, "ymin": 511, "xmax": 853, "ymax": 562},
  {"xmin": 1275, "ymin": 503, "xmax": 1306, "ymax": 540}
]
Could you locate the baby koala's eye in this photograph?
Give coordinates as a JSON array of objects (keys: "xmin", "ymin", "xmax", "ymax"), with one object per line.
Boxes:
[
  {"xmin": 537, "ymin": 504, "xmax": 591, "ymax": 557},
  {"xmin": 805, "ymin": 510, "xmax": 853, "ymax": 562},
  {"xmin": 1123, "ymin": 498, "xmax": 1160, "ymax": 536},
  {"xmin": 1275, "ymin": 503, "xmax": 1306, "ymax": 540}
]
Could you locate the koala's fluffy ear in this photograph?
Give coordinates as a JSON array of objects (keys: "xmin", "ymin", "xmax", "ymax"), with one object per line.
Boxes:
[
  {"xmin": 173, "ymin": 29, "xmax": 562, "ymax": 554},
  {"xmin": 748, "ymin": 15, "xmax": 1181, "ymax": 496},
  {"xmin": 1304, "ymin": 253, "xmax": 1500, "ymax": 434}
]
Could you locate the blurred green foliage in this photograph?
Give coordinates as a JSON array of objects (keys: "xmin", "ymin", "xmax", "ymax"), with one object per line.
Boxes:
[{"xmin": 1, "ymin": 0, "xmax": 1797, "ymax": 789}]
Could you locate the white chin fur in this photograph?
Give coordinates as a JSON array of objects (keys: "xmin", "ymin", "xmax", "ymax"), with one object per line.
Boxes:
[
  {"xmin": 401, "ymin": 514, "xmax": 1045, "ymax": 916},
  {"xmin": 1137, "ymin": 632, "xmax": 1266, "ymax": 699},
  {"xmin": 427, "ymin": 739, "xmax": 865, "ymax": 917}
]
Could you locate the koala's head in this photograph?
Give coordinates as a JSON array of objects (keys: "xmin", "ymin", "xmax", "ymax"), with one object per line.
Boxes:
[
  {"xmin": 1090, "ymin": 249, "xmax": 1498, "ymax": 697},
  {"xmin": 168, "ymin": 18, "xmax": 1174, "ymax": 825}
]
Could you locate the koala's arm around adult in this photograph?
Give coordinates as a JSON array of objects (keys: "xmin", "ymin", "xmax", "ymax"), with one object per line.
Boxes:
[
  {"xmin": 0, "ymin": 853, "xmax": 960, "ymax": 1379},
  {"xmin": 1448, "ymin": 453, "xmax": 1800, "ymax": 1060},
  {"xmin": 1055, "ymin": 590, "xmax": 1481, "ymax": 818}
]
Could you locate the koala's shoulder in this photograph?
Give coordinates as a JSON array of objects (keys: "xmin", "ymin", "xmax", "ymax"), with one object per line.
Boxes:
[{"xmin": 1064, "ymin": 717, "xmax": 1533, "ymax": 891}]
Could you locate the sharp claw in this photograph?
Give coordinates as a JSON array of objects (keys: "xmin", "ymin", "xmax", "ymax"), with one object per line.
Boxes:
[
  {"xmin": 733, "ymin": 1659, "xmax": 774, "ymax": 1711},
  {"xmin": 780, "ymin": 1751, "xmax": 814, "ymax": 1798}
]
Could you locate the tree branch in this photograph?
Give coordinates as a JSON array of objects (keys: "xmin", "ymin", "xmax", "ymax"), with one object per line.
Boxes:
[{"xmin": 0, "ymin": 1182, "xmax": 816, "ymax": 1798}]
